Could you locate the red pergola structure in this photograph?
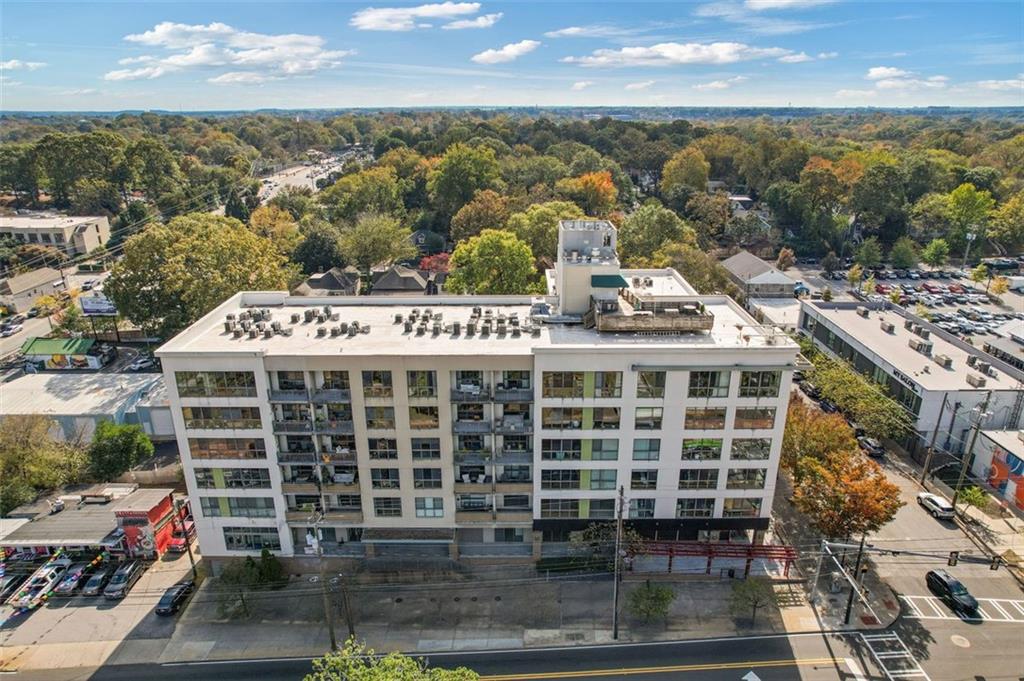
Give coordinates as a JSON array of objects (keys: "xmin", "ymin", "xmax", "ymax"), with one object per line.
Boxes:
[{"xmin": 634, "ymin": 541, "xmax": 798, "ymax": 577}]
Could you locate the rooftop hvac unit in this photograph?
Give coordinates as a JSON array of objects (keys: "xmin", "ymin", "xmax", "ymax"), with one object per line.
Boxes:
[
  {"xmin": 281, "ymin": 328, "xmax": 293, "ymax": 337},
  {"xmin": 987, "ymin": 366, "xmax": 998, "ymax": 378},
  {"xmin": 322, "ymin": 305, "xmax": 331, "ymax": 315},
  {"xmin": 394, "ymin": 313, "xmax": 403, "ymax": 324},
  {"xmin": 238, "ymin": 310, "xmax": 250, "ymax": 321},
  {"xmin": 316, "ymin": 327, "xmax": 327, "ymax": 337},
  {"xmin": 480, "ymin": 324, "xmax": 490, "ymax": 337},
  {"xmin": 412, "ymin": 308, "xmax": 420, "ymax": 315},
  {"xmin": 226, "ymin": 313, "xmax": 236, "ymax": 321},
  {"xmin": 404, "ymin": 320, "xmax": 413, "ymax": 333},
  {"xmin": 416, "ymin": 324, "xmax": 425, "ymax": 336},
  {"xmin": 304, "ymin": 309, "xmax": 314, "ymax": 323},
  {"xmin": 904, "ymin": 319, "xmax": 915, "ymax": 330},
  {"xmin": 512, "ymin": 327, "xmax": 520, "ymax": 338},
  {"xmin": 339, "ymin": 322, "xmax": 349, "ymax": 333},
  {"xmin": 433, "ymin": 322, "xmax": 442, "ymax": 336},
  {"xmin": 249, "ymin": 328, "xmax": 258, "ymax": 339},
  {"xmin": 531, "ymin": 327, "xmax": 541, "ymax": 337},
  {"xmin": 497, "ymin": 322, "xmax": 507, "ymax": 335},
  {"xmin": 856, "ymin": 306, "xmax": 869, "ymax": 318},
  {"xmin": 966, "ymin": 373, "xmax": 987, "ymax": 388},
  {"xmin": 264, "ymin": 328, "xmax": 273, "ymax": 339},
  {"xmin": 466, "ymin": 321, "xmax": 476, "ymax": 336},
  {"xmin": 977, "ymin": 361, "xmax": 991, "ymax": 373},
  {"xmin": 351, "ymin": 321, "xmax": 360, "ymax": 332},
  {"xmin": 316, "ymin": 314, "xmax": 326, "ymax": 324},
  {"xmin": 360, "ymin": 325, "xmax": 370, "ymax": 334},
  {"xmin": 347, "ymin": 325, "xmax": 358, "ymax": 337},
  {"xmin": 452, "ymin": 321, "xmax": 461, "ymax": 335},
  {"xmin": 291, "ymin": 313, "xmax": 301, "ymax": 324},
  {"xmin": 330, "ymin": 313, "xmax": 340, "ymax": 322},
  {"xmin": 932, "ymin": 354, "xmax": 952, "ymax": 369},
  {"xmin": 967, "ymin": 355, "xmax": 978, "ymax": 367},
  {"xmin": 233, "ymin": 328, "xmax": 244, "ymax": 339},
  {"xmin": 644, "ymin": 277, "xmax": 653, "ymax": 286},
  {"xmin": 256, "ymin": 322, "xmax": 265, "ymax": 331},
  {"xmin": 224, "ymin": 321, "xmax": 235, "ymax": 333},
  {"xmin": 918, "ymin": 328, "xmax": 931, "ymax": 340},
  {"xmin": 330, "ymin": 326, "xmax": 341, "ymax": 337},
  {"xmin": 880, "ymin": 321, "xmax": 895, "ymax": 333},
  {"xmin": 424, "ymin": 308, "xmax": 432, "ymax": 317},
  {"xmin": 633, "ymin": 277, "xmax": 642, "ymax": 287},
  {"xmin": 908, "ymin": 338, "xmax": 932, "ymax": 354}
]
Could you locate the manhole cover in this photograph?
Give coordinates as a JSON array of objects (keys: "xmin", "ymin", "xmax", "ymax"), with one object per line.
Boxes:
[
  {"xmin": 470, "ymin": 596, "xmax": 478, "ymax": 602},
  {"xmin": 454, "ymin": 597, "xmax": 461, "ymax": 602},
  {"xmin": 495, "ymin": 596, "xmax": 501, "ymax": 601},
  {"xmin": 951, "ymin": 635, "xmax": 970, "ymax": 648},
  {"xmin": 394, "ymin": 598, "xmax": 403, "ymax": 603}
]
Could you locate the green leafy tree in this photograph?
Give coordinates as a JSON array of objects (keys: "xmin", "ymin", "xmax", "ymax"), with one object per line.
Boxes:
[
  {"xmin": 305, "ymin": 639, "xmax": 478, "ymax": 681},
  {"xmin": 105, "ymin": 213, "xmax": 296, "ymax": 338},
  {"xmin": 684, "ymin": 192, "xmax": 732, "ymax": 246},
  {"xmin": 617, "ymin": 202, "xmax": 695, "ymax": 265},
  {"xmin": 776, "ymin": 247, "xmax": 796, "ymax": 271},
  {"xmin": 627, "ymin": 581, "xmax": 677, "ymax": 625},
  {"xmin": 862, "ymin": 274, "xmax": 876, "ymax": 297},
  {"xmin": 269, "ymin": 186, "xmax": 319, "ymax": 221},
  {"xmin": 0, "ymin": 415, "xmax": 86, "ymax": 514},
  {"xmin": 218, "ymin": 557, "xmax": 262, "ymax": 618},
  {"xmin": 821, "ymin": 286, "xmax": 833, "ymax": 302},
  {"xmin": 293, "ymin": 220, "xmax": 345, "ymax": 275},
  {"xmin": 947, "ymin": 182, "xmax": 995, "ymax": 242},
  {"xmin": 989, "ymin": 191, "xmax": 1024, "ymax": 252},
  {"xmin": 794, "ymin": 452, "xmax": 904, "ymax": 539},
  {"xmin": 338, "ymin": 213, "xmax": 418, "ymax": 278},
  {"xmin": 820, "ymin": 252, "xmax": 840, "ymax": 276},
  {"xmin": 970, "ymin": 264, "xmax": 989, "ymax": 286},
  {"xmin": 920, "ymin": 238, "xmax": 950, "ymax": 268},
  {"xmin": 811, "ymin": 356, "xmax": 913, "ymax": 440},
  {"xmin": 555, "ymin": 170, "xmax": 617, "ymax": 216},
  {"xmin": 506, "ymin": 201, "xmax": 584, "ymax": 261},
  {"xmin": 990, "ymin": 276, "xmax": 1010, "ymax": 297},
  {"xmin": 249, "ymin": 205, "xmax": 303, "ymax": 257},
  {"xmin": 445, "ymin": 229, "xmax": 539, "ymax": 295},
  {"xmin": 854, "ymin": 237, "xmax": 883, "ymax": 269},
  {"xmin": 569, "ymin": 521, "xmax": 647, "ymax": 570},
  {"xmin": 88, "ymin": 421, "xmax": 154, "ymax": 481},
  {"xmin": 660, "ymin": 146, "xmax": 710, "ymax": 205},
  {"xmin": 958, "ymin": 486, "xmax": 988, "ymax": 515},
  {"xmin": 54, "ymin": 303, "xmax": 90, "ymax": 336},
  {"xmin": 849, "ymin": 164, "xmax": 908, "ymax": 239},
  {"xmin": 450, "ymin": 189, "xmax": 510, "ymax": 244},
  {"xmin": 225, "ymin": 188, "xmax": 251, "ymax": 223},
  {"xmin": 889, "ymin": 237, "xmax": 918, "ymax": 269},
  {"xmin": 319, "ymin": 166, "xmax": 404, "ymax": 224},
  {"xmin": 846, "ymin": 263, "xmax": 863, "ymax": 291},
  {"xmin": 645, "ymin": 242, "xmax": 743, "ymax": 299},
  {"xmin": 127, "ymin": 137, "xmax": 181, "ymax": 198},
  {"xmin": 729, "ymin": 579, "xmax": 778, "ymax": 626},
  {"xmin": 428, "ymin": 143, "xmax": 500, "ymax": 218}
]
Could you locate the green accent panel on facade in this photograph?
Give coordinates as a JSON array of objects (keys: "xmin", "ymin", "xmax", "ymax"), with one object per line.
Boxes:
[
  {"xmin": 583, "ymin": 372, "xmax": 595, "ymax": 398},
  {"xmin": 591, "ymin": 274, "xmax": 630, "ymax": 288},
  {"xmin": 211, "ymin": 468, "xmax": 226, "ymax": 489},
  {"xmin": 218, "ymin": 497, "xmax": 231, "ymax": 516},
  {"xmin": 581, "ymin": 439, "xmax": 593, "ymax": 461},
  {"xmin": 580, "ymin": 470, "xmax": 591, "ymax": 489},
  {"xmin": 582, "ymin": 407, "xmax": 594, "ymax": 430},
  {"xmin": 578, "ymin": 499, "xmax": 589, "ymax": 519}
]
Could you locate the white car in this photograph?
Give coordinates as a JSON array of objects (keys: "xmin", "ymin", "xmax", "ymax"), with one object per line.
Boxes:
[
  {"xmin": 1, "ymin": 324, "xmax": 23, "ymax": 337},
  {"xmin": 917, "ymin": 492, "xmax": 955, "ymax": 520}
]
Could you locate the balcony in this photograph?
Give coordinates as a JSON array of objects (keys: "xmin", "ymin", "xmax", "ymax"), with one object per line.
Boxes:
[
  {"xmin": 495, "ymin": 508, "xmax": 533, "ymax": 522},
  {"xmin": 281, "ymin": 480, "xmax": 320, "ymax": 494},
  {"xmin": 311, "ymin": 388, "xmax": 351, "ymax": 403},
  {"xmin": 269, "ymin": 389, "xmax": 309, "ymax": 403},
  {"xmin": 186, "ymin": 418, "xmax": 262, "ymax": 430},
  {"xmin": 494, "ymin": 386, "xmax": 533, "ymax": 402},
  {"xmin": 315, "ymin": 419, "xmax": 355, "ymax": 435},
  {"xmin": 494, "ymin": 417, "xmax": 532, "ymax": 435},
  {"xmin": 321, "ymin": 447, "xmax": 357, "ymax": 463},
  {"xmin": 285, "ymin": 508, "xmax": 363, "ymax": 523},
  {"xmin": 454, "ymin": 481, "xmax": 493, "ymax": 494},
  {"xmin": 363, "ymin": 385, "xmax": 393, "ymax": 399},
  {"xmin": 452, "ymin": 419, "xmax": 491, "ymax": 434},
  {"xmin": 493, "ymin": 449, "xmax": 532, "ymax": 464},
  {"xmin": 277, "ymin": 449, "xmax": 317, "ymax": 463},
  {"xmin": 273, "ymin": 420, "xmax": 313, "ymax": 434},
  {"xmin": 455, "ymin": 506, "xmax": 495, "ymax": 523},
  {"xmin": 454, "ymin": 449, "xmax": 492, "ymax": 464},
  {"xmin": 495, "ymin": 479, "xmax": 532, "ymax": 493},
  {"xmin": 451, "ymin": 385, "xmax": 490, "ymax": 402}
]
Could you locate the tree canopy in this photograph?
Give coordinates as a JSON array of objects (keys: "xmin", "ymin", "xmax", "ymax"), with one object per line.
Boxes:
[{"xmin": 445, "ymin": 229, "xmax": 539, "ymax": 295}]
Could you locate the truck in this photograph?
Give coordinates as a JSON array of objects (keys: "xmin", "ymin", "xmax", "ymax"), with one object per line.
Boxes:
[
  {"xmin": 5, "ymin": 557, "xmax": 72, "ymax": 609},
  {"xmin": 1006, "ymin": 275, "xmax": 1024, "ymax": 292}
]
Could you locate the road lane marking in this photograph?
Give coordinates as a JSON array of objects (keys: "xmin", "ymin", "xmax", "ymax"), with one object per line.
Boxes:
[
  {"xmin": 860, "ymin": 633, "xmax": 930, "ymax": 681},
  {"xmin": 479, "ymin": 657, "xmax": 837, "ymax": 680},
  {"xmin": 845, "ymin": 658, "xmax": 867, "ymax": 681},
  {"xmin": 899, "ymin": 595, "xmax": 1024, "ymax": 623}
]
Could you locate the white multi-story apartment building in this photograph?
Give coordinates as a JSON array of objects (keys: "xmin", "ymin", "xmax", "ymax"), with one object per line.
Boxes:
[
  {"xmin": 0, "ymin": 214, "xmax": 111, "ymax": 257},
  {"xmin": 157, "ymin": 221, "xmax": 799, "ymax": 562}
]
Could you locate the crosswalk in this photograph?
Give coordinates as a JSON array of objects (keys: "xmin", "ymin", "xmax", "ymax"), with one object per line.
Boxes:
[
  {"xmin": 860, "ymin": 632, "xmax": 931, "ymax": 681},
  {"xmin": 900, "ymin": 595, "xmax": 1024, "ymax": 622}
]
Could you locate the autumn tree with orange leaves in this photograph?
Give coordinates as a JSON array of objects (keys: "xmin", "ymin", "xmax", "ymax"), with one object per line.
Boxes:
[
  {"xmin": 780, "ymin": 395, "xmax": 858, "ymax": 483},
  {"xmin": 556, "ymin": 170, "xmax": 617, "ymax": 216}
]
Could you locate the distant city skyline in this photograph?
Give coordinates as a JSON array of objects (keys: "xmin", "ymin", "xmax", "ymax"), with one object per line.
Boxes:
[{"xmin": 1, "ymin": 1, "xmax": 1021, "ymax": 111}]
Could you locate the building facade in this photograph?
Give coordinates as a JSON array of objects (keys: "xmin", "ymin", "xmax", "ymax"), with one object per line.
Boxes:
[
  {"xmin": 157, "ymin": 221, "xmax": 798, "ymax": 561},
  {"xmin": 0, "ymin": 215, "xmax": 111, "ymax": 257}
]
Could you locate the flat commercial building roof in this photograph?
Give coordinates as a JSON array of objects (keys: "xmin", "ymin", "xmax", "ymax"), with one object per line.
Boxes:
[
  {"xmin": 750, "ymin": 298, "xmax": 802, "ymax": 329},
  {"xmin": 0, "ymin": 372, "xmax": 163, "ymax": 417},
  {"xmin": 0, "ymin": 215, "xmax": 104, "ymax": 230},
  {"xmin": 981, "ymin": 430, "xmax": 1024, "ymax": 459}
]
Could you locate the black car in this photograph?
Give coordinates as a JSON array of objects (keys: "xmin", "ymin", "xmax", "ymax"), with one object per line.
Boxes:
[
  {"xmin": 155, "ymin": 580, "xmax": 195, "ymax": 616},
  {"xmin": 819, "ymin": 398, "xmax": 839, "ymax": 413},
  {"xmin": 926, "ymin": 570, "xmax": 979, "ymax": 615},
  {"xmin": 0, "ymin": 574, "xmax": 28, "ymax": 602},
  {"xmin": 799, "ymin": 381, "xmax": 821, "ymax": 399}
]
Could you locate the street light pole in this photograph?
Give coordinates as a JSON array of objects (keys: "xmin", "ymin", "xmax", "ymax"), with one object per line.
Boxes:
[
  {"xmin": 951, "ymin": 394, "xmax": 991, "ymax": 512},
  {"xmin": 962, "ymin": 230, "xmax": 977, "ymax": 269},
  {"xmin": 843, "ymin": 534, "xmax": 866, "ymax": 624},
  {"xmin": 611, "ymin": 485, "xmax": 625, "ymax": 640}
]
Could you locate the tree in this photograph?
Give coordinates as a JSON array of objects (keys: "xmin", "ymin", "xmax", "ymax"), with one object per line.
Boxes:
[
  {"xmin": 989, "ymin": 191, "xmax": 1024, "ymax": 252},
  {"xmin": 846, "ymin": 263, "xmax": 863, "ymax": 291},
  {"xmin": 427, "ymin": 143, "xmax": 500, "ymax": 218},
  {"xmin": 249, "ymin": 205, "xmax": 302, "ymax": 257},
  {"xmin": 958, "ymin": 486, "xmax": 988, "ymax": 515},
  {"xmin": 645, "ymin": 242, "xmax": 742, "ymax": 299},
  {"xmin": 849, "ymin": 164, "xmax": 908, "ymax": 240},
  {"xmin": 862, "ymin": 274, "xmax": 876, "ymax": 297},
  {"xmin": 781, "ymin": 396, "xmax": 858, "ymax": 481},
  {"xmin": 0, "ymin": 415, "xmax": 86, "ymax": 514},
  {"xmin": 889, "ymin": 237, "xmax": 918, "ymax": 270},
  {"xmin": 218, "ymin": 557, "xmax": 262, "ymax": 618},
  {"xmin": 338, "ymin": 213, "xmax": 418, "ymax": 278},
  {"xmin": 224, "ymin": 188, "xmax": 251, "ymax": 223},
  {"xmin": 305, "ymin": 639, "xmax": 478, "ymax": 681},
  {"xmin": 127, "ymin": 137, "xmax": 181, "ymax": 198},
  {"xmin": 854, "ymin": 237, "xmax": 882, "ymax": 269},
  {"xmin": 947, "ymin": 182, "xmax": 995, "ymax": 239},
  {"xmin": 88, "ymin": 421, "xmax": 154, "ymax": 481},
  {"xmin": 618, "ymin": 202, "xmax": 695, "ymax": 265},
  {"xmin": 105, "ymin": 213, "xmax": 296, "ymax": 338},
  {"xmin": 990, "ymin": 276, "xmax": 1010, "ymax": 297},
  {"xmin": 506, "ymin": 201, "xmax": 584, "ymax": 261},
  {"xmin": 555, "ymin": 170, "xmax": 617, "ymax": 216},
  {"xmin": 270, "ymin": 185, "xmax": 319, "ymax": 221},
  {"xmin": 569, "ymin": 521, "xmax": 647, "ymax": 569},
  {"xmin": 293, "ymin": 220, "xmax": 345, "ymax": 275},
  {"xmin": 627, "ymin": 581, "xmax": 677, "ymax": 625},
  {"xmin": 920, "ymin": 238, "xmax": 950, "ymax": 268},
  {"xmin": 15, "ymin": 243, "xmax": 67, "ymax": 269},
  {"xmin": 445, "ymin": 229, "xmax": 539, "ymax": 295},
  {"xmin": 319, "ymin": 166, "xmax": 404, "ymax": 224},
  {"xmin": 54, "ymin": 303, "xmax": 90, "ymax": 336},
  {"xmin": 660, "ymin": 146, "xmax": 709, "ymax": 200},
  {"xmin": 257, "ymin": 547, "xmax": 285, "ymax": 586},
  {"xmin": 449, "ymin": 189, "xmax": 510, "ymax": 243},
  {"xmin": 729, "ymin": 579, "xmax": 777, "ymax": 626},
  {"xmin": 793, "ymin": 452, "xmax": 903, "ymax": 539},
  {"xmin": 419, "ymin": 253, "xmax": 450, "ymax": 273},
  {"xmin": 821, "ymin": 286, "xmax": 833, "ymax": 302},
  {"xmin": 811, "ymin": 356, "xmax": 913, "ymax": 440},
  {"xmin": 775, "ymin": 247, "xmax": 796, "ymax": 271},
  {"xmin": 684, "ymin": 192, "xmax": 732, "ymax": 246},
  {"xmin": 970, "ymin": 264, "xmax": 989, "ymax": 286},
  {"xmin": 820, "ymin": 252, "xmax": 840, "ymax": 276}
]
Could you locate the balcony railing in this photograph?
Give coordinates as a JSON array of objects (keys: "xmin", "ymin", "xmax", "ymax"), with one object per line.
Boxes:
[
  {"xmin": 494, "ymin": 418, "xmax": 533, "ymax": 435},
  {"xmin": 311, "ymin": 388, "xmax": 352, "ymax": 403},
  {"xmin": 454, "ymin": 449, "xmax": 492, "ymax": 463},
  {"xmin": 315, "ymin": 419, "xmax": 355, "ymax": 435},
  {"xmin": 493, "ymin": 387, "xmax": 533, "ymax": 402},
  {"xmin": 322, "ymin": 447, "xmax": 357, "ymax": 463},
  {"xmin": 451, "ymin": 385, "xmax": 490, "ymax": 402},
  {"xmin": 277, "ymin": 450, "xmax": 317, "ymax": 463},
  {"xmin": 495, "ymin": 508, "xmax": 533, "ymax": 522},
  {"xmin": 269, "ymin": 389, "xmax": 309, "ymax": 403},
  {"xmin": 273, "ymin": 420, "xmax": 313, "ymax": 433},
  {"xmin": 493, "ymin": 449, "xmax": 532, "ymax": 464},
  {"xmin": 363, "ymin": 385, "xmax": 393, "ymax": 399},
  {"xmin": 452, "ymin": 419, "xmax": 491, "ymax": 434},
  {"xmin": 186, "ymin": 418, "xmax": 262, "ymax": 430}
]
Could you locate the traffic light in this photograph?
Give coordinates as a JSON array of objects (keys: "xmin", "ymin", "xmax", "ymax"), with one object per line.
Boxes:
[
  {"xmin": 948, "ymin": 551, "xmax": 959, "ymax": 566},
  {"xmin": 990, "ymin": 555, "xmax": 1002, "ymax": 571}
]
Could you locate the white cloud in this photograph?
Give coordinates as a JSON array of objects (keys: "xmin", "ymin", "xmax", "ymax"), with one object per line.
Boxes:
[
  {"xmin": 745, "ymin": 0, "xmax": 835, "ymax": 9},
  {"xmin": 563, "ymin": 41, "xmax": 789, "ymax": 67},
  {"xmin": 543, "ymin": 24, "xmax": 651, "ymax": 39},
  {"xmin": 0, "ymin": 76, "xmax": 23, "ymax": 86},
  {"xmin": 104, "ymin": 21, "xmax": 351, "ymax": 82},
  {"xmin": 625, "ymin": 80, "xmax": 656, "ymax": 90},
  {"xmin": 695, "ymin": 2, "xmax": 836, "ymax": 35},
  {"xmin": 835, "ymin": 88, "xmax": 877, "ymax": 98},
  {"xmin": 875, "ymin": 75, "xmax": 947, "ymax": 90},
  {"xmin": 471, "ymin": 39, "xmax": 540, "ymax": 64},
  {"xmin": 350, "ymin": 2, "xmax": 482, "ymax": 31},
  {"xmin": 571, "ymin": 80, "xmax": 594, "ymax": 91},
  {"xmin": 817, "ymin": 51, "xmax": 838, "ymax": 59},
  {"xmin": 693, "ymin": 75, "xmax": 748, "ymax": 90},
  {"xmin": 866, "ymin": 66, "xmax": 911, "ymax": 80},
  {"xmin": 1, "ymin": 59, "xmax": 47, "ymax": 71},
  {"xmin": 778, "ymin": 52, "xmax": 813, "ymax": 63},
  {"xmin": 976, "ymin": 77, "xmax": 1024, "ymax": 91},
  {"xmin": 59, "ymin": 88, "xmax": 98, "ymax": 95},
  {"xmin": 442, "ymin": 12, "xmax": 502, "ymax": 29}
]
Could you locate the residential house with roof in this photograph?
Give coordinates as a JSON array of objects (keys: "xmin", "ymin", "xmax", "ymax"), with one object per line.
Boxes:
[
  {"xmin": 722, "ymin": 251, "xmax": 796, "ymax": 299},
  {"xmin": 0, "ymin": 267, "xmax": 62, "ymax": 313}
]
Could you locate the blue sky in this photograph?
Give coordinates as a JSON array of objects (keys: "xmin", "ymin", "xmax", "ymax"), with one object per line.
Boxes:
[{"xmin": 1, "ymin": 1, "xmax": 1021, "ymax": 110}]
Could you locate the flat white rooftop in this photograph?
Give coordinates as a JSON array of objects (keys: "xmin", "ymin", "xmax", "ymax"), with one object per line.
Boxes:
[
  {"xmin": 750, "ymin": 298, "xmax": 802, "ymax": 328},
  {"xmin": 980, "ymin": 429, "xmax": 1024, "ymax": 458},
  {"xmin": 805, "ymin": 302, "xmax": 1022, "ymax": 392},
  {"xmin": 0, "ymin": 373, "xmax": 163, "ymax": 416},
  {"xmin": 0, "ymin": 215, "xmax": 104, "ymax": 230},
  {"xmin": 158, "ymin": 291, "xmax": 797, "ymax": 358}
]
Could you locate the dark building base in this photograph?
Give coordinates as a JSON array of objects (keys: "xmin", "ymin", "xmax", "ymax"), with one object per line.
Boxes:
[{"xmin": 534, "ymin": 517, "xmax": 770, "ymax": 542}]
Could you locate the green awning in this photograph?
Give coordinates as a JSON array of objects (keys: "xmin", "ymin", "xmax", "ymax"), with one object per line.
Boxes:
[{"xmin": 591, "ymin": 274, "xmax": 629, "ymax": 288}]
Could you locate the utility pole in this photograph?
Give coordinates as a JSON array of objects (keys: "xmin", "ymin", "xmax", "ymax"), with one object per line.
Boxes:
[
  {"xmin": 337, "ymin": 572, "xmax": 355, "ymax": 639},
  {"xmin": 920, "ymin": 393, "xmax": 949, "ymax": 486},
  {"xmin": 952, "ymin": 394, "xmax": 991, "ymax": 511},
  {"xmin": 312, "ymin": 511, "xmax": 337, "ymax": 652},
  {"xmin": 170, "ymin": 496, "xmax": 198, "ymax": 580},
  {"xmin": 843, "ymin": 534, "xmax": 866, "ymax": 624},
  {"xmin": 611, "ymin": 484, "xmax": 625, "ymax": 640}
]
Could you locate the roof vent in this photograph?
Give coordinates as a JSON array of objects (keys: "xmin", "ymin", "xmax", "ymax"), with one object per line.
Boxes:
[
  {"xmin": 403, "ymin": 320, "xmax": 413, "ymax": 333},
  {"xmin": 452, "ymin": 321, "xmax": 461, "ymax": 336},
  {"xmin": 330, "ymin": 326, "xmax": 341, "ymax": 337},
  {"xmin": 966, "ymin": 373, "xmax": 987, "ymax": 388},
  {"xmin": 904, "ymin": 319, "xmax": 915, "ymax": 330},
  {"xmin": 224, "ymin": 321, "xmax": 235, "ymax": 333},
  {"xmin": 466, "ymin": 321, "xmax": 476, "ymax": 336},
  {"xmin": 394, "ymin": 313, "xmax": 403, "ymax": 324},
  {"xmin": 908, "ymin": 338, "xmax": 932, "ymax": 355},
  {"xmin": 248, "ymin": 328, "xmax": 258, "ymax": 339},
  {"xmin": 531, "ymin": 326, "xmax": 541, "ymax": 337},
  {"xmin": 361, "ymin": 325, "xmax": 370, "ymax": 334},
  {"xmin": 233, "ymin": 328, "xmax": 244, "ymax": 339}
]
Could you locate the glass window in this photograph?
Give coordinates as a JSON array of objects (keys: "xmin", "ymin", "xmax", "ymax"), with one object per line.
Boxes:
[
  {"xmin": 594, "ymin": 371, "xmax": 622, "ymax": 398},
  {"xmin": 727, "ymin": 468, "xmax": 768, "ymax": 490},
  {"xmin": 731, "ymin": 438, "xmax": 771, "ymax": 461},
  {"xmin": 630, "ymin": 499, "xmax": 656, "ymax": 519},
  {"xmin": 365, "ymin": 406, "xmax": 395, "ymax": 430},
  {"xmin": 370, "ymin": 468, "xmax": 400, "ymax": 489},
  {"xmin": 542, "ymin": 371, "xmax": 584, "ymax": 398},
  {"xmin": 368, "ymin": 438, "xmax": 398, "ymax": 459},
  {"xmin": 455, "ymin": 434, "xmax": 487, "ymax": 453},
  {"xmin": 678, "ymin": 469, "xmax": 719, "ymax": 490},
  {"xmin": 593, "ymin": 407, "xmax": 620, "ymax": 430},
  {"xmin": 495, "ymin": 527, "xmax": 526, "ymax": 542},
  {"xmin": 409, "ymin": 405, "xmax": 439, "ymax": 429},
  {"xmin": 456, "ymin": 403, "xmax": 485, "ymax": 421},
  {"xmin": 735, "ymin": 408, "xmax": 776, "ymax": 430},
  {"xmin": 540, "ymin": 499, "xmax": 579, "ymax": 518},
  {"xmin": 739, "ymin": 371, "xmax": 781, "ymax": 398},
  {"xmin": 413, "ymin": 468, "xmax": 442, "ymax": 489},
  {"xmin": 176, "ymin": 371, "xmax": 257, "ymax": 398},
  {"xmin": 636, "ymin": 371, "xmax": 666, "ymax": 399},
  {"xmin": 223, "ymin": 526, "xmax": 280, "ymax": 551},
  {"xmin": 591, "ymin": 439, "xmax": 619, "ymax": 461},
  {"xmin": 541, "ymin": 469, "xmax": 580, "ymax": 490},
  {"xmin": 456, "ymin": 494, "xmax": 490, "ymax": 511},
  {"xmin": 201, "ymin": 496, "xmax": 276, "ymax": 518},
  {"xmin": 499, "ymin": 465, "xmax": 531, "ymax": 482},
  {"xmin": 631, "ymin": 470, "xmax": 658, "ymax": 490},
  {"xmin": 688, "ymin": 371, "xmax": 730, "ymax": 398},
  {"xmin": 502, "ymin": 435, "xmax": 531, "ymax": 453},
  {"xmin": 676, "ymin": 498, "xmax": 715, "ymax": 518},
  {"xmin": 407, "ymin": 370, "xmax": 437, "ymax": 398},
  {"xmin": 194, "ymin": 467, "xmax": 271, "ymax": 489},
  {"xmin": 334, "ymin": 495, "xmax": 361, "ymax": 510},
  {"xmin": 373, "ymin": 497, "xmax": 402, "ymax": 517},
  {"xmin": 183, "ymin": 406, "xmax": 261, "ymax": 430},
  {"xmin": 502, "ymin": 371, "xmax": 531, "ymax": 389},
  {"xmin": 681, "ymin": 438, "xmax": 723, "ymax": 461},
  {"xmin": 411, "ymin": 438, "xmax": 441, "ymax": 459},
  {"xmin": 454, "ymin": 370, "xmax": 485, "ymax": 390},
  {"xmin": 415, "ymin": 497, "xmax": 444, "ymax": 518},
  {"xmin": 590, "ymin": 469, "xmax": 617, "ymax": 490},
  {"xmin": 276, "ymin": 371, "xmax": 306, "ymax": 391},
  {"xmin": 632, "ymin": 438, "xmax": 660, "ymax": 461},
  {"xmin": 588, "ymin": 499, "xmax": 615, "ymax": 519},
  {"xmin": 501, "ymin": 494, "xmax": 530, "ymax": 509},
  {"xmin": 362, "ymin": 370, "xmax": 393, "ymax": 398},
  {"xmin": 321, "ymin": 371, "xmax": 349, "ymax": 390},
  {"xmin": 542, "ymin": 439, "xmax": 581, "ymax": 460},
  {"xmin": 542, "ymin": 407, "xmax": 582, "ymax": 430},
  {"xmin": 685, "ymin": 407, "xmax": 727, "ymax": 430},
  {"xmin": 724, "ymin": 498, "xmax": 763, "ymax": 517},
  {"xmin": 634, "ymin": 407, "xmax": 663, "ymax": 430},
  {"xmin": 188, "ymin": 438, "xmax": 266, "ymax": 460}
]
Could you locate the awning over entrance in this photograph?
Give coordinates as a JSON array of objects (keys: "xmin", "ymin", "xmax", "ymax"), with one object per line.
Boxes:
[{"xmin": 591, "ymin": 274, "xmax": 629, "ymax": 288}]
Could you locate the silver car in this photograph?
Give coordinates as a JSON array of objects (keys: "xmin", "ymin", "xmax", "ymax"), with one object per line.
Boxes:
[{"xmin": 918, "ymin": 492, "xmax": 955, "ymax": 520}]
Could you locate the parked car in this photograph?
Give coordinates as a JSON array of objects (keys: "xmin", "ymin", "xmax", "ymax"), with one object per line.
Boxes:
[
  {"xmin": 81, "ymin": 568, "xmax": 113, "ymax": 596},
  {"xmin": 104, "ymin": 561, "xmax": 145, "ymax": 600},
  {"xmin": 857, "ymin": 436, "xmax": 885, "ymax": 458},
  {"xmin": 799, "ymin": 381, "xmax": 821, "ymax": 399},
  {"xmin": 81, "ymin": 280, "xmax": 97, "ymax": 291},
  {"xmin": 819, "ymin": 398, "xmax": 839, "ymax": 413},
  {"xmin": 0, "ymin": 574, "xmax": 29, "ymax": 603},
  {"xmin": 926, "ymin": 570, "xmax": 979, "ymax": 615},
  {"xmin": 127, "ymin": 357, "xmax": 157, "ymax": 372},
  {"xmin": 917, "ymin": 492, "xmax": 955, "ymax": 519},
  {"xmin": 25, "ymin": 307, "xmax": 40, "ymax": 318},
  {"xmin": 1, "ymin": 324, "xmax": 24, "ymax": 337},
  {"xmin": 168, "ymin": 519, "xmax": 196, "ymax": 553},
  {"xmin": 52, "ymin": 563, "xmax": 92, "ymax": 596},
  {"xmin": 155, "ymin": 579, "xmax": 195, "ymax": 616}
]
